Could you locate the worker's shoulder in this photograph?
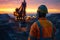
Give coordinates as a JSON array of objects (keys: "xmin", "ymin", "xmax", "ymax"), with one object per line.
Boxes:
[
  {"xmin": 31, "ymin": 22, "xmax": 38, "ymax": 28},
  {"xmin": 47, "ymin": 20, "xmax": 53, "ymax": 25},
  {"xmin": 39, "ymin": 19, "xmax": 53, "ymax": 26},
  {"xmin": 45, "ymin": 20, "xmax": 54, "ymax": 27}
]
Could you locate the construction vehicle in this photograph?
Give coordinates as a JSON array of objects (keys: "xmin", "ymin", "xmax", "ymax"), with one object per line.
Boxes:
[{"xmin": 14, "ymin": 0, "xmax": 26, "ymax": 21}]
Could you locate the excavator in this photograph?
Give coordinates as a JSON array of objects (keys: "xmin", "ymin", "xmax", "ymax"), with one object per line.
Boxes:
[{"xmin": 14, "ymin": 0, "xmax": 26, "ymax": 21}]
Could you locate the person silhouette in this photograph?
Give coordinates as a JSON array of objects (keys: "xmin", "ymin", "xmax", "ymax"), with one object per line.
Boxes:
[{"xmin": 28, "ymin": 5, "xmax": 56, "ymax": 40}]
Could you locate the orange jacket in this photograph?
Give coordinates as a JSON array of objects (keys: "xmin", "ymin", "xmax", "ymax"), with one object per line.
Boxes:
[{"xmin": 28, "ymin": 18, "xmax": 55, "ymax": 40}]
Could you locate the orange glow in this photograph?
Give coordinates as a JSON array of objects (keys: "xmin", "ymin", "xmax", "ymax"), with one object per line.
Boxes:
[
  {"xmin": 0, "ymin": 8, "xmax": 15, "ymax": 13},
  {"xmin": 0, "ymin": 0, "xmax": 60, "ymax": 14},
  {"xmin": 0, "ymin": 8, "xmax": 60, "ymax": 14},
  {"xmin": 26, "ymin": 8, "xmax": 37, "ymax": 13},
  {"xmin": 0, "ymin": 8, "xmax": 37, "ymax": 14},
  {"xmin": 48, "ymin": 9, "xmax": 60, "ymax": 13}
]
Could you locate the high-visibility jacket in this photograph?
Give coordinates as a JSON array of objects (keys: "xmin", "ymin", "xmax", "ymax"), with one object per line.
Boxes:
[{"xmin": 28, "ymin": 18, "xmax": 55, "ymax": 40}]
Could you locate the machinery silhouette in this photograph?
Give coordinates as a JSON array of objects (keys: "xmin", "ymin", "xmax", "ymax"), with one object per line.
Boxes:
[{"xmin": 14, "ymin": 0, "xmax": 26, "ymax": 21}]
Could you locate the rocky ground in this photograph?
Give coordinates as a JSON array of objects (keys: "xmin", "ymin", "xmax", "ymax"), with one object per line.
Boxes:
[{"xmin": 0, "ymin": 14, "xmax": 60, "ymax": 40}]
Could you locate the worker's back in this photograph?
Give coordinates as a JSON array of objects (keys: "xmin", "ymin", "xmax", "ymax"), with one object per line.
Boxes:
[
  {"xmin": 38, "ymin": 18, "xmax": 53, "ymax": 38},
  {"xmin": 28, "ymin": 5, "xmax": 55, "ymax": 40},
  {"xmin": 28, "ymin": 18, "xmax": 55, "ymax": 40}
]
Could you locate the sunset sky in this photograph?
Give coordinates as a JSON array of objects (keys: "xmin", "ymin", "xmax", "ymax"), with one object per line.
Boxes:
[{"xmin": 0, "ymin": 0, "xmax": 60, "ymax": 14}]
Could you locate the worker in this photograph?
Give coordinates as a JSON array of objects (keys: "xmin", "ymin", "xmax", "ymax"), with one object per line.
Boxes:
[{"xmin": 28, "ymin": 5, "xmax": 56, "ymax": 40}]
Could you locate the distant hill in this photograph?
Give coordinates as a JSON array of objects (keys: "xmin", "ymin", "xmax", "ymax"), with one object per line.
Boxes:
[{"xmin": 46, "ymin": 14, "xmax": 60, "ymax": 28}]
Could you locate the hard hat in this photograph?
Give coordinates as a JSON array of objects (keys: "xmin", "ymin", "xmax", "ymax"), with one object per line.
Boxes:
[{"xmin": 37, "ymin": 5, "xmax": 48, "ymax": 14}]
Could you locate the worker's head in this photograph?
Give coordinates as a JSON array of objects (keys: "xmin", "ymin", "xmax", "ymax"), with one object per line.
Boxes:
[{"xmin": 37, "ymin": 5, "xmax": 48, "ymax": 18}]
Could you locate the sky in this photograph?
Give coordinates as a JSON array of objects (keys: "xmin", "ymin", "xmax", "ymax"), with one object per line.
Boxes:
[{"xmin": 0, "ymin": 0, "xmax": 60, "ymax": 14}]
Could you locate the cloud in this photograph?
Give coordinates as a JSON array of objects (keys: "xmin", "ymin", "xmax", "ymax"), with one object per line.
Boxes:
[
  {"xmin": 0, "ymin": 0, "xmax": 60, "ymax": 13},
  {"xmin": 0, "ymin": 0, "xmax": 22, "ymax": 4}
]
